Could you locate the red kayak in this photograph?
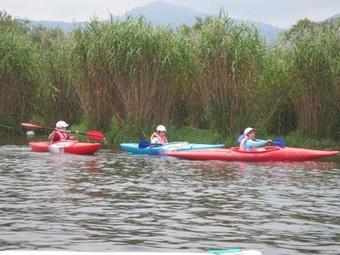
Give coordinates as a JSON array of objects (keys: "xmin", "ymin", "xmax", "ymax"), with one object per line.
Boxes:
[
  {"xmin": 29, "ymin": 140, "xmax": 100, "ymax": 155},
  {"xmin": 166, "ymin": 146, "xmax": 339, "ymax": 162}
]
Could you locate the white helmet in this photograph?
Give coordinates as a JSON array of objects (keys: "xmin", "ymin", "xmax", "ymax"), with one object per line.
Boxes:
[
  {"xmin": 244, "ymin": 127, "xmax": 255, "ymax": 136},
  {"xmin": 56, "ymin": 120, "xmax": 69, "ymax": 128},
  {"xmin": 156, "ymin": 125, "xmax": 167, "ymax": 132}
]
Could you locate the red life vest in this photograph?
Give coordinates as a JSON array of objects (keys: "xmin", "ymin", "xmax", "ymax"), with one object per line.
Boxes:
[
  {"xmin": 153, "ymin": 133, "xmax": 168, "ymax": 144},
  {"xmin": 52, "ymin": 131, "xmax": 69, "ymax": 142}
]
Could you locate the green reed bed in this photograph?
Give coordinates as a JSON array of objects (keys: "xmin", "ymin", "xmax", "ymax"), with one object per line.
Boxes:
[
  {"xmin": 72, "ymin": 18, "xmax": 193, "ymax": 135},
  {"xmin": 0, "ymin": 12, "xmax": 40, "ymax": 131},
  {"xmin": 190, "ymin": 13, "xmax": 266, "ymax": 135},
  {"xmin": 31, "ymin": 26, "xmax": 80, "ymax": 124},
  {"xmin": 0, "ymin": 11, "xmax": 339, "ymax": 146},
  {"xmin": 283, "ymin": 19, "xmax": 340, "ymax": 139}
]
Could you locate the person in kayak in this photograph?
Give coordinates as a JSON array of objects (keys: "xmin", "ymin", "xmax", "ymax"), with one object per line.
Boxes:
[
  {"xmin": 48, "ymin": 120, "xmax": 75, "ymax": 142},
  {"xmin": 150, "ymin": 125, "xmax": 168, "ymax": 144},
  {"xmin": 239, "ymin": 127, "xmax": 272, "ymax": 151}
]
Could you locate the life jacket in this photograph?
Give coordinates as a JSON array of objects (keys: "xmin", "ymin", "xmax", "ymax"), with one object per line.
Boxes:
[
  {"xmin": 240, "ymin": 137, "xmax": 252, "ymax": 151},
  {"xmin": 239, "ymin": 137, "xmax": 247, "ymax": 151},
  {"xmin": 240, "ymin": 137, "xmax": 258, "ymax": 151},
  {"xmin": 52, "ymin": 131, "xmax": 69, "ymax": 142},
  {"xmin": 152, "ymin": 132, "xmax": 168, "ymax": 144}
]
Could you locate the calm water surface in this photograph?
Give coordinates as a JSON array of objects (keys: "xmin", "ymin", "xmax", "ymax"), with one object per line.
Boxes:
[{"xmin": 0, "ymin": 142, "xmax": 339, "ymax": 255}]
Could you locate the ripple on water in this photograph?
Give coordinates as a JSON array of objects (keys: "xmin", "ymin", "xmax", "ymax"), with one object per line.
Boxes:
[{"xmin": 0, "ymin": 145, "xmax": 339, "ymax": 254}]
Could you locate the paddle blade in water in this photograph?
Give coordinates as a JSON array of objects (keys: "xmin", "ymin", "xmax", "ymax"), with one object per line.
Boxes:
[
  {"xmin": 273, "ymin": 138, "xmax": 285, "ymax": 148},
  {"xmin": 86, "ymin": 131, "xmax": 105, "ymax": 141},
  {"xmin": 21, "ymin": 123, "xmax": 44, "ymax": 129},
  {"xmin": 138, "ymin": 140, "xmax": 151, "ymax": 149}
]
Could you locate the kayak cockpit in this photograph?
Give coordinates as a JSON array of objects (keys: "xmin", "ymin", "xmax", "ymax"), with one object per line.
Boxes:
[{"xmin": 230, "ymin": 146, "xmax": 282, "ymax": 153}]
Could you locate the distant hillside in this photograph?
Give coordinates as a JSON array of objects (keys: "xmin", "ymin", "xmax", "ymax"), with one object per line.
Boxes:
[
  {"xmin": 28, "ymin": 1, "xmax": 285, "ymax": 41},
  {"xmin": 325, "ymin": 13, "xmax": 340, "ymax": 21},
  {"xmin": 126, "ymin": 0, "xmax": 206, "ymax": 26},
  {"xmin": 28, "ymin": 20, "xmax": 85, "ymax": 32},
  {"xmin": 235, "ymin": 20, "xmax": 284, "ymax": 42},
  {"xmin": 126, "ymin": 1, "xmax": 284, "ymax": 41}
]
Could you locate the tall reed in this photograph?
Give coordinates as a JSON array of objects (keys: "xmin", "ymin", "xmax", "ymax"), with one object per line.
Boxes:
[
  {"xmin": 284, "ymin": 19, "xmax": 340, "ymax": 138},
  {"xmin": 1, "ymin": 11, "xmax": 338, "ymax": 141},
  {"xmin": 72, "ymin": 18, "xmax": 193, "ymax": 135},
  {"xmin": 255, "ymin": 46, "xmax": 297, "ymax": 135},
  {"xmin": 30, "ymin": 26, "xmax": 80, "ymax": 123},
  {"xmin": 0, "ymin": 12, "xmax": 40, "ymax": 127},
  {"xmin": 191, "ymin": 13, "xmax": 265, "ymax": 135}
]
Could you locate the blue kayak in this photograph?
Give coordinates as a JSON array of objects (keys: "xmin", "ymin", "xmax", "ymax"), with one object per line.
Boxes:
[{"xmin": 120, "ymin": 142, "xmax": 224, "ymax": 155}]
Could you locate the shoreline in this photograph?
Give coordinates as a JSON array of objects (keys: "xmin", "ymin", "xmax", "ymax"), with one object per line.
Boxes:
[{"xmin": 1, "ymin": 127, "xmax": 339, "ymax": 151}]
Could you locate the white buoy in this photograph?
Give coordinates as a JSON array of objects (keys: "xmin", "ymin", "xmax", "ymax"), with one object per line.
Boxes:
[{"xmin": 26, "ymin": 130, "xmax": 35, "ymax": 139}]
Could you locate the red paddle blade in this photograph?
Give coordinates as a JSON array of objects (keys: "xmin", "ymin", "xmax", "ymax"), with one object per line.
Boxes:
[
  {"xmin": 21, "ymin": 123, "xmax": 44, "ymax": 129},
  {"xmin": 86, "ymin": 130, "xmax": 105, "ymax": 141}
]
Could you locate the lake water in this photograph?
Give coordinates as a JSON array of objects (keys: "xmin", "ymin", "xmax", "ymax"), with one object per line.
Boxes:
[{"xmin": 0, "ymin": 141, "xmax": 339, "ymax": 255}]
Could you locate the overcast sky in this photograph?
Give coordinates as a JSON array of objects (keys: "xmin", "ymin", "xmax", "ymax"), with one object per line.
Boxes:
[{"xmin": 1, "ymin": 0, "xmax": 339, "ymax": 28}]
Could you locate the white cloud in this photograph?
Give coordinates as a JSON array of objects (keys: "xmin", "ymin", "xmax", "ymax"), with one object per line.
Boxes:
[{"xmin": 0, "ymin": 0, "xmax": 154, "ymax": 21}]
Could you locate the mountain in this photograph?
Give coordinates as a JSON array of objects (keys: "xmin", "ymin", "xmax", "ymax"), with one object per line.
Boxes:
[
  {"xmin": 126, "ymin": 1, "xmax": 284, "ymax": 41},
  {"xmin": 28, "ymin": 20, "xmax": 85, "ymax": 32},
  {"xmin": 325, "ymin": 13, "xmax": 340, "ymax": 21},
  {"xmin": 28, "ymin": 1, "xmax": 284, "ymax": 41},
  {"xmin": 126, "ymin": 1, "xmax": 207, "ymax": 26},
  {"xmin": 235, "ymin": 20, "xmax": 284, "ymax": 42}
]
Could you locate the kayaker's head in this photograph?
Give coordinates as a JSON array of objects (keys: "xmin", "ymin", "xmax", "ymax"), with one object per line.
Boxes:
[
  {"xmin": 56, "ymin": 120, "xmax": 69, "ymax": 130},
  {"xmin": 244, "ymin": 127, "xmax": 256, "ymax": 138},
  {"xmin": 156, "ymin": 125, "xmax": 167, "ymax": 137}
]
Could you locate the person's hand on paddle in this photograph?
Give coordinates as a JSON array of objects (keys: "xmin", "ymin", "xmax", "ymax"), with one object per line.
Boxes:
[{"xmin": 68, "ymin": 131, "xmax": 77, "ymax": 140}]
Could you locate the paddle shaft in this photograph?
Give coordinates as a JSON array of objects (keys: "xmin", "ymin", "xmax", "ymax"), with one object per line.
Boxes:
[{"xmin": 21, "ymin": 123, "xmax": 104, "ymax": 141}]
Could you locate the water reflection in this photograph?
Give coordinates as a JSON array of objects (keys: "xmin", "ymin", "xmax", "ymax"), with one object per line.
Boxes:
[{"xmin": 0, "ymin": 145, "xmax": 339, "ymax": 255}]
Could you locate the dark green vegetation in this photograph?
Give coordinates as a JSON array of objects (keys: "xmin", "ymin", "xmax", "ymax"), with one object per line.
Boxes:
[{"xmin": 0, "ymin": 12, "xmax": 339, "ymax": 148}]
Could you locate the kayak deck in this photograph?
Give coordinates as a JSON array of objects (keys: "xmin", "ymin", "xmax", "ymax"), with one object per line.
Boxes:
[
  {"xmin": 120, "ymin": 142, "xmax": 225, "ymax": 155},
  {"xmin": 166, "ymin": 146, "xmax": 339, "ymax": 162},
  {"xmin": 29, "ymin": 140, "xmax": 100, "ymax": 155}
]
